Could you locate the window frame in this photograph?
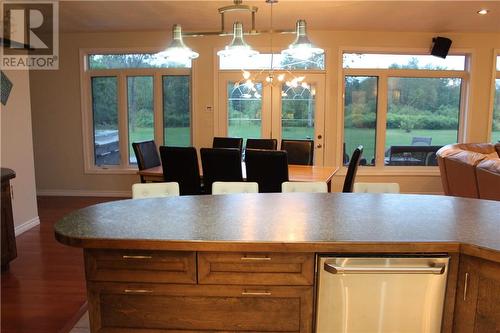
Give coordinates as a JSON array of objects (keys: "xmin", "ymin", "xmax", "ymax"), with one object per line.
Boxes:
[
  {"xmin": 337, "ymin": 47, "xmax": 471, "ymax": 176},
  {"xmin": 487, "ymin": 50, "xmax": 500, "ymax": 142},
  {"xmin": 80, "ymin": 48, "xmax": 192, "ymax": 174}
]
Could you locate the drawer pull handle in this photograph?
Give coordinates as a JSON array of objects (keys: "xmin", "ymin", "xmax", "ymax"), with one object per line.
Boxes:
[
  {"xmin": 240, "ymin": 257, "xmax": 271, "ymax": 261},
  {"xmin": 241, "ymin": 291, "xmax": 272, "ymax": 296},
  {"xmin": 124, "ymin": 289, "xmax": 153, "ymax": 294},
  {"xmin": 122, "ymin": 255, "xmax": 153, "ymax": 259}
]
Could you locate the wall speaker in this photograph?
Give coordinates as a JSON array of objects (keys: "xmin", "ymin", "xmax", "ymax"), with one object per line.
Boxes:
[{"xmin": 430, "ymin": 37, "xmax": 452, "ymax": 59}]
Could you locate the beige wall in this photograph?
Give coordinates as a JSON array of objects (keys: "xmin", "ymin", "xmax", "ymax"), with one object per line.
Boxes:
[
  {"xmin": 29, "ymin": 30, "xmax": 500, "ymax": 195},
  {"xmin": 1, "ymin": 69, "xmax": 39, "ymax": 232}
]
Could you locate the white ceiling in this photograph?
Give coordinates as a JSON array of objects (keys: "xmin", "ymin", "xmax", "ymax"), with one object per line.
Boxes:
[{"xmin": 59, "ymin": 1, "xmax": 500, "ymax": 33}]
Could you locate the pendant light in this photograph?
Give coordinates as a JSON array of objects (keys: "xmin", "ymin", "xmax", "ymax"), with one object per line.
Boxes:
[
  {"xmin": 160, "ymin": 24, "xmax": 199, "ymax": 62},
  {"xmin": 281, "ymin": 20, "xmax": 324, "ymax": 60},
  {"xmin": 217, "ymin": 22, "xmax": 259, "ymax": 58}
]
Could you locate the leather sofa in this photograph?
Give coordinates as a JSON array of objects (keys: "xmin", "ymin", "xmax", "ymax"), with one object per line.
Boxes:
[{"xmin": 436, "ymin": 143, "xmax": 500, "ymax": 200}]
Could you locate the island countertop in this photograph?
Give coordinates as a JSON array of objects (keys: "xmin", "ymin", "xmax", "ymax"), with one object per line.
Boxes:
[{"xmin": 54, "ymin": 193, "xmax": 500, "ymax": 262}]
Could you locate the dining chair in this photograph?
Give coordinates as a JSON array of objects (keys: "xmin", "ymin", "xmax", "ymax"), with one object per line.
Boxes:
[
  {"xmin": 212, "ymin": 182, "xmax": 259, "ymax": 195},
  {"xmin": 282, "ymin": 181, "xmax": 328, "ymax": 193},
  {"xmin": 159, "ymin": 146, "xmax": 202, "ymax": 195},
  {"xmin": 132, "ymin": 182, "xmax": 180, "ymax": 199},
  {"xmin": 200, "ymin": 148, "xmax": 243, "ymax": 194},
  {"xmin": 212, "ymin": 137, "xmax": 243, "ymax": 151},
  {"xmin": 353, "ymin": 182, "xmax": 400, "ymax": 193},
  {"xmin": 246, "ymin": 138, "xmax": 278, "ymax": 150},
  {"xmin": 245, "ymin": 149, "xmax": 289, "ymax": 193},
  {"xmin": 280, "ymin": 139, "xmax": 314, "ymax": 165},
  {"xmin": 132, "ymin": 140, "xmax": 161, "ymax": 183},
  {"xmin": 342, "ymin": 145, "xmax": 363, "ymax": 193}
]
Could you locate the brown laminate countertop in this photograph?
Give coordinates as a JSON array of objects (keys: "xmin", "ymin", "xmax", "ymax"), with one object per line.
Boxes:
[{"xmin": 54, "ymin": 193, "xmax": 500, "ymax": 262}]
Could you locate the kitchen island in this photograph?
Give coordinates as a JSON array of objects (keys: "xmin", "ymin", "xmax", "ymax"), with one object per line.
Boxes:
[{"xmin": 55, "ymin": 193, "xmax": 500, "ymax": 332}]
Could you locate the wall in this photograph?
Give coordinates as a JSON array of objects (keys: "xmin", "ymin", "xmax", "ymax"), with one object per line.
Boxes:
[
  {"xmin": 29, "ymin": 30, "xmax": 500, "ymax": 195},
  {"xmin": 1, "ymin": 69, "xmax": 39, "ymax": 234}
]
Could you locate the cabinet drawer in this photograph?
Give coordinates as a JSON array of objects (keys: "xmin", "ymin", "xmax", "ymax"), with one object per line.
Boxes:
[
  {"xmin": 85, "ymin": 250, "xmax": 196, "ymax": 284},
  {"xmin": 89, "ymin": 282, "xmax": 313, "ymax": 332},
  {"xmin": 198, "ymin": 252, "xmax": 314, "ymax": 285}
]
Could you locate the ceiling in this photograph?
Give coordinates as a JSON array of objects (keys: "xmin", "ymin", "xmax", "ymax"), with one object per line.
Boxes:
[{"xmin": 59, "ymin": 1, "xmax": 500, "ymax": 34}]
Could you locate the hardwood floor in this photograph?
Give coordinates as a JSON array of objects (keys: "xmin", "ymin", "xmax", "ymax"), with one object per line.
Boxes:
[{"xmin": 1, "ymin": 196, "xmax": 121, "ymax": 333}]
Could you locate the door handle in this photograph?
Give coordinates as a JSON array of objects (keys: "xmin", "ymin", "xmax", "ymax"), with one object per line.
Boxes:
[
  {"xmin": 324, "ymin": 262, "xmax": 446, "ymax": 275},
  {"xmin": 316, "ymin": 144, "xmax": 322, "ymax": 148}
]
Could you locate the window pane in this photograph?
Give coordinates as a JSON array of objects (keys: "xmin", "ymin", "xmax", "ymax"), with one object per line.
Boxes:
[
  {"xmin": 91, "ymin": 77, "xmax": 120, "ymax": 166},
  {"xmin": 493, "ymin": 79, "xmax": 500, "ymax": 143},
  {"xmin": 88, "ymin": 53, "xmax": 191, "ymax": 70},
  {"xmin": 497, "ymin": 56, "xmax": 500, "ymax": 71},
  {"xmin": 128, "ymin": 76, "xmax": 154, "ymax": 163},
  {"xmin": 344, "ymin": 76, "xmax": 377, "ymax": 166},
  {"xmin": 386, "ymin": 77, "xmax": 461, "ymax": 166},
  {"xmin": 343, "ymin": 53, "xmax": 465, "ymax": 70},
  {"xmin": 227, "ymin": 81, "xmax": 263, "ymax": 141},
  {"xmin": 282, "ymin": 82, "xmax": 315, "ymax": 140},
  {"xmin": 220, "ymin": 53, "xmax": 325, "ymax": 70},
  {"xmin": 163, "ymin": 76, "xmax": 191, "ymax": 147}
]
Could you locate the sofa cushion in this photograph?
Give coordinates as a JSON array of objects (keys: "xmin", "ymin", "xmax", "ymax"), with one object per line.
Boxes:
[{"xmin": 476, "ymin": 158, "xmax": 500, "ymax": 201}]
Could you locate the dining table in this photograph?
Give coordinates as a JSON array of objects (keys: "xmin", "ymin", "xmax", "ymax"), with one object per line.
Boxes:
[{"xmin": 137, "ymin": 164, "xmax": 339, "ymax": 192}]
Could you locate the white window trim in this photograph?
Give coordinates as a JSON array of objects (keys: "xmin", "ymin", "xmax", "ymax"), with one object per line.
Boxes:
[
  {"xmin": 80, "ymin": 48, "xmax": 193, "ymax": 174},
  {"xmin": 336, "ymin": 47, "xmax": 472, "ymax": 176},
  {"xmin": 487, "ymin": 49, "xmax": 500, "ymax": 142}
]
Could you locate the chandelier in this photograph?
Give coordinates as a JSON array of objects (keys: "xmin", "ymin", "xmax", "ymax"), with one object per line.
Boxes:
[{"xmin": 160, "ymin": 0, "xmax": 324, "ymax": 62}]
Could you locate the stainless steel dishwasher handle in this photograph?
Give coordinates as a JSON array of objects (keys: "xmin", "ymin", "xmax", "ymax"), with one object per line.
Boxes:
[{"xmin": 324, "ymin": 262, "xmax": 446, "ymax": 275}]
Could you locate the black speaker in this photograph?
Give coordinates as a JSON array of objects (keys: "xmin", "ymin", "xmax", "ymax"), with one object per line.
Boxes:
[{"xmin": 430, "ymin": 37, "xmax": 452, "ymax": 59}]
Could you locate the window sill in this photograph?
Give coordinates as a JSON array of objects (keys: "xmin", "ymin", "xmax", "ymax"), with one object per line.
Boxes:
[{"xmin": 334, "ymin": 166, "xmax": 441, "ymax": 177}]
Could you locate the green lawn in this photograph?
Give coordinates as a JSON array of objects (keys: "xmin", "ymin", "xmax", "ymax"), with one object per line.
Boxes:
[
  {"xmin": 128, "ymin": 126, "xmax": 500, "ymax": 164},
  {"xmin": 345, "ymin": 128, "xmax": 460, "ymax": 163}
]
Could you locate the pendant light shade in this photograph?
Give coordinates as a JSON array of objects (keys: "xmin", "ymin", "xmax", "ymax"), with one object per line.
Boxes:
[
  {"xmin": 160, "ymin": 24, "xmax": 199, "ymax": 61},
  {"xmin": 217, "ymin": 22, "xmax": 259, "ymax": 58},
  {"xmin": 281, "ymin": 20, "xmax": 324, "ymax": 60}
]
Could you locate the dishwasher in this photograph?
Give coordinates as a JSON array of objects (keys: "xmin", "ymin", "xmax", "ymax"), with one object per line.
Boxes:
[{"xmin": 316, "ymin": 255, "xmax": 449, "ymax": 333}]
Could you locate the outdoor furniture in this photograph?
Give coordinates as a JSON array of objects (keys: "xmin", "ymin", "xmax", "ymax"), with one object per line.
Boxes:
[
  {"xmin": 159, "ymin": 146, "xmax": 202, "ymax": 195},
  {"xmin": 411, "ymin": 136, "xmax": 432, "ymax": 146},
  {"xmin": 282, "ymin": 181, "xmax": 328, "ymax": 193},
  {"xmin": 132, "ymin": 140, "xmax": 161, "ymax": 183},
  {"xmin": 342, "ymin": 145, "xmax": 363, "ymax": 193},
  {"xmin": 245, "ymin": 149, "xmax": 289, "ymax": 193},
  {"xmin": 353, "ymin": 182, "xmax": 400, "ymax": 193},
  {"xmin": 386, "ymin": 145, "xmax": 441, "ymax": 166},
  {"xmin": 132, "ymin": 182, "xmax": 180, "ymax": 199},
  {"xmin": 200, "ymin": 148, "xmax": 243, "ymax": 194},
  {"xmin": 246, "ymin": 138, "xmax": 278, "ymax": 150},
  {"xmin": 280, "ymin": 139, "xmax": 314, "ymax": 165},
  {"xmin": 212, "ymin": 182, "xmax": 259, "ymax": 195}
]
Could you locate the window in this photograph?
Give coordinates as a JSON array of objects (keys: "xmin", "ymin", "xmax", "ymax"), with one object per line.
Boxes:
[
  {"xmin": 220, "ymin": 53, "xmax": 325, "ymax": 70},
  {"xmin": 492, "ymin": 55, "xmax": 500, "ymax": 143},
  {"xmin": 343, "ymin": 53, "xmax": 468, "ymax": 168},
  {"xmin": 83, "ymin": 52, "xmax": 192, "ymax": 171}
]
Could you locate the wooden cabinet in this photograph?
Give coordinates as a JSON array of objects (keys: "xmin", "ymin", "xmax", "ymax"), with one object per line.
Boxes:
[
  {"xmin": 198, "ymin": 252, "xmax": 314, "ymax": 285},
  {"xmin": 85, "ymin": 250, "xmax": 314, "ymax": 332},
  {"xmin": 453, "ymin": 255, "xmax": 500, "ymax": 332},
  {"xmin": 85, "ymin": 250, "xmax": 196, "ymax": 284},
  {"xmin": 88, "ymin": 282, "xmax": 313, "ymax": 332},
  {"xmin": 1, "ymin": 168, "xmax": 16, "ymax": 271}
]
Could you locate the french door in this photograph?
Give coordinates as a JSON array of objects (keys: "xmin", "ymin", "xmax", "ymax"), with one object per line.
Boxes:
[{"xmin": 217, "ymin": 72, "xmax": 325, "ymax": 165}]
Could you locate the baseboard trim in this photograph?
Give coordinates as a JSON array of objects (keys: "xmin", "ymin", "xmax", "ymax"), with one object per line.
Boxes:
[
  {"xmin": 15, "ymin": 217, "xmax": 40, "ymax": 236},
  {"xmin": 37, "ymin": 189, "xmax": 131, "ymax": 198}
]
